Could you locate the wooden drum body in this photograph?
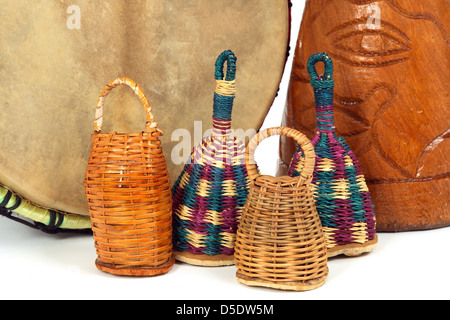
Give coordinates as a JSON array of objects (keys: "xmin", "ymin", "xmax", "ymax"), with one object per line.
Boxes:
[{"xmin": 282, "ymin": 0, "xmax": 450, "ymax": 231}]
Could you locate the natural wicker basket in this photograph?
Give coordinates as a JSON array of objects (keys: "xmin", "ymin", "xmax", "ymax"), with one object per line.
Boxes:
[
  {"xmin": 288, "ymin": 53, "xmax": 377, "ymax": 257},
  {"xmin": 84, "ymin": 77, "xmax": 174, "ymax": 276},
  {"xmin": 171, "ymin": 50, "xmax": 250, "ymax": 266},
  {"xmin": 234, "ymin": 127, "xmax": 328, "ymax": 291}
]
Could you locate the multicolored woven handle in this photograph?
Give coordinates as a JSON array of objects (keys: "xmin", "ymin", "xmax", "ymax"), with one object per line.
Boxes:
[
  {"xmin": 246, "ymin": 127, "xmax": 316, "ymax": 186},
  {"xmin": 94, "ymin": 77, "xmax": 157, "ymax": 133},
  {"xmin": 307, "ymin": 52, "xmax": 334, "ymax": 88},
  {"xmin": 212, "ymin": 50, "xmax": 237, "ymax": 133},
  {"xmin": 307, "ymin": 52, "xmax": 335, "ymax": 132}
]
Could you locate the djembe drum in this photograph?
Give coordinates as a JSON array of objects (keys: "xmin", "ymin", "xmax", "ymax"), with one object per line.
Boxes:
[
  {"xmin": 281, "ymin": 0, "xmax": 449, "ymax": 231},
  {"xmin": 0, "ymin": 0, "xmax": 290, "ymax": 232}
]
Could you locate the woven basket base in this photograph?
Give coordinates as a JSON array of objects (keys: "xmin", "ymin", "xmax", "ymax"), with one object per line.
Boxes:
[
  {"xmin": 95, "ymin": 256, "xmax": 175, "ymax": 277},
  {"xmin": 173, "ymin": 250, "xmax": 235, "ymax": 267},
  {"xmin": 327, "ymin": 234, "xmax": 378, "ymax": 258},
  {"xmin": 236, "ymin": 269, "xmax": 328, "ymax": 291}
]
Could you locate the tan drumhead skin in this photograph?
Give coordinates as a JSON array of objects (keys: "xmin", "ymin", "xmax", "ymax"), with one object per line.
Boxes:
[{"xmin": 0, "ymin": 1, "xmax": 289, "ymax": 216}]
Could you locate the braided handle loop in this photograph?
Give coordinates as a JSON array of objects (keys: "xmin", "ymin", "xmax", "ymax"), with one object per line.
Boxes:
[
  {"xmin": 246, "ymin": 127, "xmax": 316, "ymax": 186},
  {"xmin": 307, "ymin": 52, "xmax": 334, "ymax": 89},
  {"xmin": 213, "ymin": 50, "xmax": 237, "ymax": 131},
  {"xmin": 215, "ymin": 50, "xmax": 237, "ymax": 81},
  {"xmin": 94, "ymin": 77, "xmax": 157, "ymax": 133}
]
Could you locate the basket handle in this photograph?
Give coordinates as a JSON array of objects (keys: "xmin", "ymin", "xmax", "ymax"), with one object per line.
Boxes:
[
  {"xmin": 94, "ymin": 77, "xmax": 157, "ymax": 133},
  {"xmin": 246, "ymin": 127, "xmax": 316, "ymax": 186},
  {"xmin": 308, "ymin": 53, "xmax": 336, "ymax": 132},
  {"xmin": 307, "ymin": 52, "xmax": 334, "ymax": 89},
  {"xmin": 215, "ymin": 50, "xmax": 237, "ymax": 81},
  {"xmin": 213, "ymin": 50, "xmax": 237, "ymax": 132}
]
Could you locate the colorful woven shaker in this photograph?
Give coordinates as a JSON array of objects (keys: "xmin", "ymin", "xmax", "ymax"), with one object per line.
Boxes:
[
  {"xmin": 171, "ymin": 50, "xmax": 250, "ymax": 266},
  {"xmin": 288, "ymin": 52, "xmax": 378, "ymax": 257}
]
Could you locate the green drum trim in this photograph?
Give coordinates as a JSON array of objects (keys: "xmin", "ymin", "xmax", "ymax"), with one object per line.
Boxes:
[{"xmin": 0, "ymin": 185, "xmax": 91, "ymax": 234}]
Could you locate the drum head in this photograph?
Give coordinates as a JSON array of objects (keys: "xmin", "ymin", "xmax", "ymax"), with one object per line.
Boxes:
[{"xmin": 0, "ymin": 0, "xmax": 289, "ymax": 218}]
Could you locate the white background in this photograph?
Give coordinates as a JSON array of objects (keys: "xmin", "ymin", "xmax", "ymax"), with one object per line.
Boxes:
[{"xmin": 1, "ymin": 2, "xmax": 449, "ymax": 300}]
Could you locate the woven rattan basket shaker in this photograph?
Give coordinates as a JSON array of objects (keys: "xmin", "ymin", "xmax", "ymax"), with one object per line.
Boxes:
[
  {"xmin": 288, "ymin": 53, "xmax": 378, "ymax": 257},
  {"xmin": 84, "ymin": 77, "xmax": 174, "ymax": 276},
  {"xmin": 171, "ymin": 50, "xmax": 250, "ymax": 266},
  {"xmin": 234, "ymin": 127, "xmax": 328, "ymax": 291}
]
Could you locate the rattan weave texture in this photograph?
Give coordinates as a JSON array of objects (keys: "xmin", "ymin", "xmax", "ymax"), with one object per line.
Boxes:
[
  {"xmin": 234, "ymin": 127, "xmax": 328, "ymax": 291},
  {"xmin": 84, "ymin": 77, "xmax": 174, "ymax": 276}
]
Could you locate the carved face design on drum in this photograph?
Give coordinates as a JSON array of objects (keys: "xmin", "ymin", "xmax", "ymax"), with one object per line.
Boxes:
[{"xmin": 290, "ymin": 0, "xmax": 449, "ymax": 183}]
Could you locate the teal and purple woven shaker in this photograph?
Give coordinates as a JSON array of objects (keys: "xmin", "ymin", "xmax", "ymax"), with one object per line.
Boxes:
[
  {"xmin": 288, "ymin": 52, "xmax": 378, "ymax": 257},
  {"xmin": 171, "ymin": 50, "xmax": 250, "ymax": 266}
]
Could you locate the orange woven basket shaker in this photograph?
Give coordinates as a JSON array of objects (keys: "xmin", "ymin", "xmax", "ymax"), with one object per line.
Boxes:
[
  {"xmin": 234, "ymin": 127, "xmax": 328, "ymax": 291},
  {"xmin": 84, "ymin": 77, "xmax": 174, "ymax": 276}
]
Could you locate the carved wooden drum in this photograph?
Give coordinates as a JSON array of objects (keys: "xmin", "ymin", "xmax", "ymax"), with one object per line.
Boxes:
[
  {"xmin": 281, "ymin": 0, "xmax": 449, "ymax": 231},
  {"xmin": 0, "ymin": 1, "xmax": 290, "ymax": 231}
]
